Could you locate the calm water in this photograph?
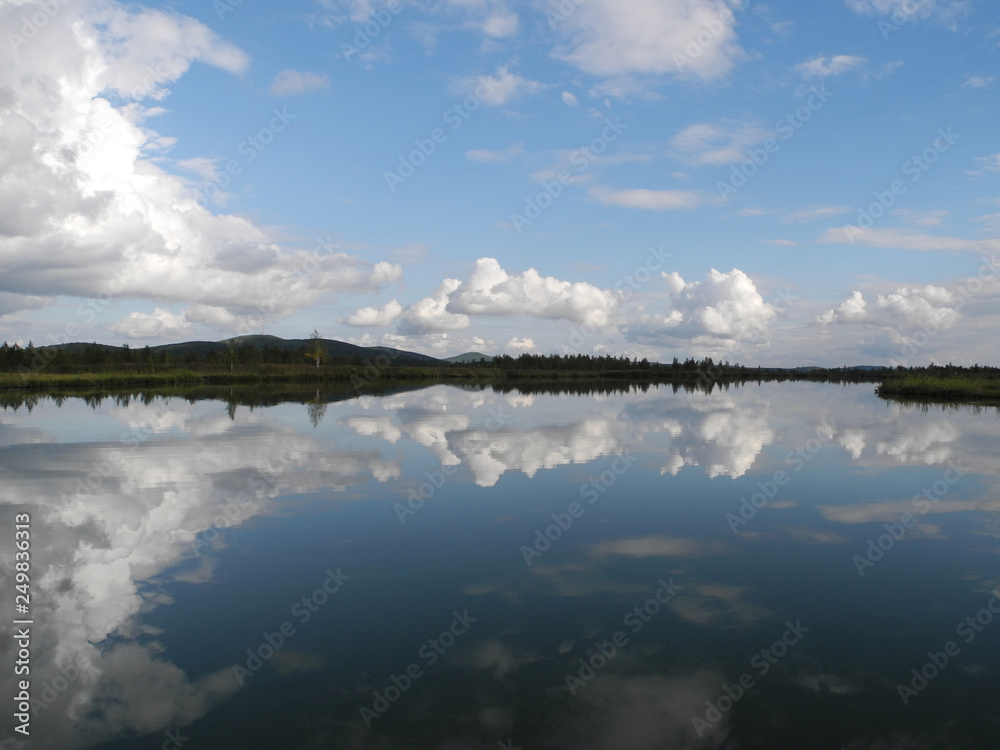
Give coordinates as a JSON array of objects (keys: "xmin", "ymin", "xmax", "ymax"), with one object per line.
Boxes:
[{"xmin": 2, "ymin": 382, "xmax": 1000, "ymax": 749}]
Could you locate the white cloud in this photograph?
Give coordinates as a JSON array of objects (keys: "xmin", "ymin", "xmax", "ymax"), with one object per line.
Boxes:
[
  {"xmin": 624, "ymin": 268, "xmax": 777, "ymax": 352},
  {"xmin": 815, "ymin": 291, "xmax": 868, "ymax": 325},
  {"xmin": 482, "ymin": 12, "xmax": 519, "ymax": 37},
  {"xmin": 465, "ymin": 143, "xmax": 523, "ymax": 163},
  {"xmin": 550, "ymin": 0, "xmax": 745, "ymax": 80},
  {"xmin": 453, "ymin": 65, "xmax": 544, "ymax": 107},
  {"xmin": 669, "ymin": 120, "xmax": 772, "ymax": 166},
  {"xmin": 816, "ymin": 286, "xmax": 962, "ymax": 333},
  {"xmin": 795, "ymin": 54, "xmax": 866, "ymax": 78},
  {"xmin": 891, "ymin": 208, "xmax": 948, "ymax": 227},
  {"xmin": 783, "ymin": 204, "xmax": 851, "ymax": 223},
  {"xmin": 845, "ymin": 0, "xmax": 971, "ymax": 26},
  {"xmin": 450, "ymin": 416, "xmax": 621, "ymax": 486},
  {"xmin": 819, "ymin": 227, "xmax": 1000, "ymax": 254},
  {"xmin": 506, "ymin": 337, "xmax": 535, "ymax": 351},
  {"xmin": 561, "ymin": 91, "xmax": 579, "ymax": 107},
  {"xmin": 0, "ymin": 0, "xmax": 399, "ymax": 332},
  {"xmin": 85, "ymin": 4, "xmax": 249, "ymax": 100},
  {"xmin": 962, "ymin": 75, "xmax": 994, "ymax": 89},
  {"xmin": 974, "ymin": 153, "xmax": 1000, "ymax": 174},
  {"xmin": 589, "ymin": 535, "xmax": 719, "ymax": 558},
  {"xmin": 108, "ymin": 308, "xmax": 192, "ymax": 338},
  {"xmin": 447, "ymin": 257, "xmax": 619, "ymax": 326},
  {"xmin": 346, "ymin": 299, "xmax": 403, "ymax": 327},
  {"xmin": 269, "ymin": 69, "xmax": 331, "ymax": 96},
  {"xmin": 173, "ymin": 156, "xmax": 221, "ymax": 182},
  {"xmin": 399, "ymin": 279, "xmax": 472, "ymax": 334},
  {"xmin": 589, "ymin": 187, "xmax": 713, "ymax": 211},
  {"xmin": 320, "ymin": 0, "xmax": 381, "ymax": 23}
]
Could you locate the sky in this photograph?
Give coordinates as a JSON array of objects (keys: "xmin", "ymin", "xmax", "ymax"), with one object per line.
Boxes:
[{"xmin": 1, "ymin": 0, "xmax": 998, "ymax": 366}]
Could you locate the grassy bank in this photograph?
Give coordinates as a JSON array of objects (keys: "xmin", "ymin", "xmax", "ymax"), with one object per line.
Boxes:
[
  {"xmin": 1, "ymin": 363, "xmax": 870, "ymax": 393},
  {"xmin": 876, "ymin": 374, "xmax": 1000, "ymax": 402},
  {"xmin": 7, "ymin": 360, "xmax": 1000, "ymax": 407},
  {"xmin": 0, "ymin": 364, "xmax": 486, "ymax": 391}
]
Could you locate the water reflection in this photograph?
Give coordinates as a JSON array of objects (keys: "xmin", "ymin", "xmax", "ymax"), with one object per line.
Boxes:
[{"xmin": 0, "ymin": 383, "xmax": 998, "ymax": 749}]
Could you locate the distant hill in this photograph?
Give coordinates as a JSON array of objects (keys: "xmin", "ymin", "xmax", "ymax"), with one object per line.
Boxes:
[
  {"xmin": 34, "ymin": 335, "xmax": 443, "ymax": 366},
  {"xmin": 445, "ymin": 351, "xmax": 493, "ymax": 364}
]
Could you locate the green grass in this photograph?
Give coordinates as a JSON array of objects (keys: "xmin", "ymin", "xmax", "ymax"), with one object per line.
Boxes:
[
  {"xmin": 0, "ymin": 369, "xmax": 205, "ymax": 389},
  {"xmin": 876, "ymin": 374, "xmax": 1000, "ymax": 402}
]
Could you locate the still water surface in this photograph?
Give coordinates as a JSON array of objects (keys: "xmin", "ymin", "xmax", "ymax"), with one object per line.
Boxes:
[{"xmin": 2, "ymin": 382, "xmax": 1000, "ymax": 749}]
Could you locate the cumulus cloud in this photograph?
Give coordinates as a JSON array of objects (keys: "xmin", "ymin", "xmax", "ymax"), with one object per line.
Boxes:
[
  {"xmin": 399, "ymin": 279, "xmax": 472, "ymax": 335},
  {"xmin": 589, "ymin": 187, "xmax": 713, "ymax": 211},
  {"xmin": 269, "ymin": 69, "xmax": 331, "ymax": 96},
  {"xmin": 109, "ymin": 308, "xmax": 193, "ymax": 338},
  {"xmin": 815, "ymin": 290, "xmax": 868, "ymax": 325},
  {"xmin": 0, "ymin": 400, "xmax": 399, "ymax": 749},
  {"xmin": 453, "ymin": 65, "xmax": 544, "ymax": 107},
  {"xmin": 795, "ymin": 54, "xmax": 866, "ymax": 78},
  {"xmin": 345, "ymin": 299, "xmax": 403, "ymax": 327},
  {"xmin": 561, "ymin": 91, "xmax": 579, "ymax": 107},
  {"xmin": 549, "ymin": 0, "xmax": 745, "ymax": 80},
  {"xmin": 816, "ymin": 285, "xmax": 962, "ymax": 333},
  {"xmin": 447, "ymin": 257, "xmax": 619, "ymax": 326},
  {"xmin": 506, "ymin": 337, "xmax": 535, "ymax": 351},
  {"xmin": 0, "ymin": 0, "xmax": 398, "ymax": 336},
  {"xmin": 624, "ymin": 268, "xmax": 777, "ymax": 352},
  {"xmin": 669, "ymin": 120, "xmax": 773, "ymax": 166}
]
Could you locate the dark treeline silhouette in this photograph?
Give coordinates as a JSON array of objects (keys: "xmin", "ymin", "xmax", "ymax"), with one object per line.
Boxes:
[
  {"xmin": 3, "ymin": 338, "xmax": 998, "ymax": 405},
  {"xmin": 0, "ymin": 339, "xmax": 405, "ymax": 372}
]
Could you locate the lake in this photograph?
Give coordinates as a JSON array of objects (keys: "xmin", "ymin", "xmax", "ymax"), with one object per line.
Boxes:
[{"xmin": 3, "ymin": 382, "xmax": 999, "ymax": 749}]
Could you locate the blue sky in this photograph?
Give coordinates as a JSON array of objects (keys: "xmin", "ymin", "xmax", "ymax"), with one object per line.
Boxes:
[{"xmin": 2, "ymin": 0, "xmax": 998, "ymax": 365}]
